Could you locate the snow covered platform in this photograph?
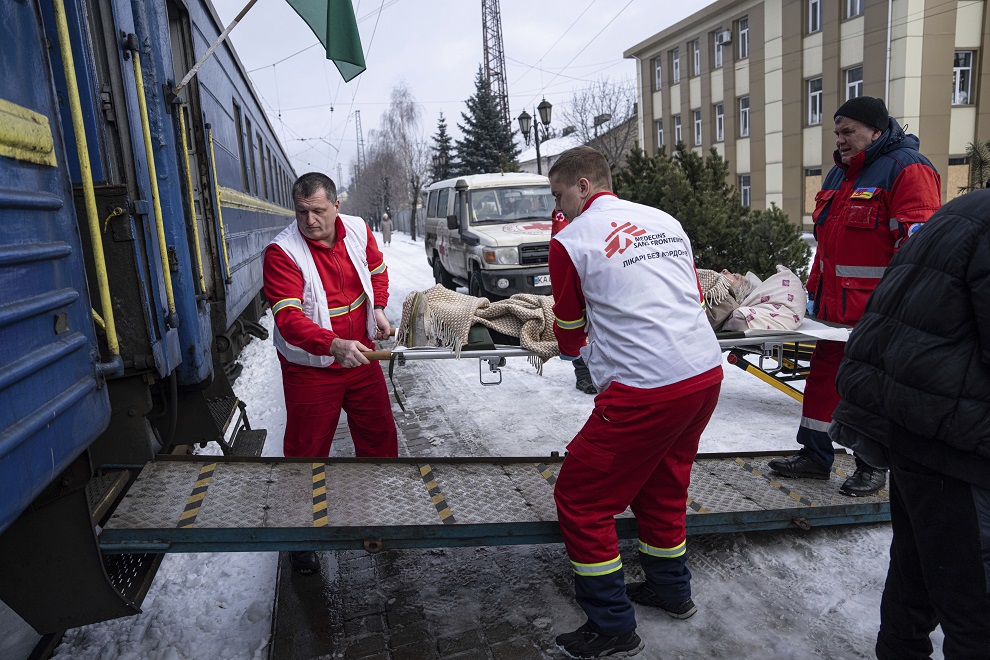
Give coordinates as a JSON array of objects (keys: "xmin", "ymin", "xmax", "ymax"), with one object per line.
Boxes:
[{"xmin": 98, "ymin": 452, "xmax": 887, "ymax": 554}]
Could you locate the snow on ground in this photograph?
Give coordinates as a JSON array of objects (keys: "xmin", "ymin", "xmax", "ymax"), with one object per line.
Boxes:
[{"xmin": 51, "ymin": 230, "xmax": 944, "ymax": 659}]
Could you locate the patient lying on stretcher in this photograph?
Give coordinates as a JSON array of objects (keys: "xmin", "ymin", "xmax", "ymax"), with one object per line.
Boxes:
[{"xmin": 699, "ymin": 266, "xmax": 807, "ymax": 332}]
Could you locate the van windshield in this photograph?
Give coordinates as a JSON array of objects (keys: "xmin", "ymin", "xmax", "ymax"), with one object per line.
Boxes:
[{"xmin": 468, "ymin": 186, "xmax": 554, "ymax": 225}]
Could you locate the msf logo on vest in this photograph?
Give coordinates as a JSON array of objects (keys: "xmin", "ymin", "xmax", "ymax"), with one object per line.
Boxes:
[{"xmin": 604, "ymin": 221, "xmax": 647, "ymax": 258}]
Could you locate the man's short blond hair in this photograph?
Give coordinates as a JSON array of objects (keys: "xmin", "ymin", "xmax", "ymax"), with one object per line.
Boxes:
[{"xmin": 548, "ymin": 146, "xmax": 612, "ymax": 191}]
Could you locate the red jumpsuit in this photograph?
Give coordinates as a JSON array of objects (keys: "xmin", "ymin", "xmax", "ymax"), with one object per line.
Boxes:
[{"xmin": 263, "ymin": 217, "xmax": 397, "ymax": 458}]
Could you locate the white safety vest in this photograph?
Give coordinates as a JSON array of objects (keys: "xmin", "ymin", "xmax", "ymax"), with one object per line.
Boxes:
[
  {"xmin": 554, "ymin": 195, "xmax": 722, "ymax": 391},
  {"xmin": 269, "ymin": 214, "xmax": 377, "ymax": 367}
]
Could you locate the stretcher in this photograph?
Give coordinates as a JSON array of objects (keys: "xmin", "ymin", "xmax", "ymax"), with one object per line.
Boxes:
[{"xmin": 367, "ymin": 317, "xmax": 851, "ymax": 402}]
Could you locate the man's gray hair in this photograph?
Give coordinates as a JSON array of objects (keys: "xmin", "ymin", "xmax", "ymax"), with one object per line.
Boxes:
[{"xmin": 292, "ymin": 172, "xmax": 337, "ymax": 203}]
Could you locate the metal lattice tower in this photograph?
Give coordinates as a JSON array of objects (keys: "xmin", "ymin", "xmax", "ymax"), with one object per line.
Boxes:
[
  {"xmin": 354, "ymin": 110, "xmax": 366, "ymax": 173},
  {"xmin": 481, "ymin": 0, "xmax": 511, "ymax": 131}
]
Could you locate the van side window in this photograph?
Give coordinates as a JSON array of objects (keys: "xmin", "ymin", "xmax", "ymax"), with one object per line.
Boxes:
[
  {"xmin": 428, "ymin": 190, "xmax": 439, "ymax": 216},
  {"xmin": 437, "ymin": 188, "xmax": 450, "ymax": 219}
]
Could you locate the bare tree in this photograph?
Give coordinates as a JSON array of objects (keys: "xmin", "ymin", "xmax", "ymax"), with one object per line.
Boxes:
[
  {"xmin": 375, "ymin": 82, "xmax": 431, "ymax": 241},
  {"xmin": 558, "ymin": 77, "xmax": 638, "ymax": 169}
]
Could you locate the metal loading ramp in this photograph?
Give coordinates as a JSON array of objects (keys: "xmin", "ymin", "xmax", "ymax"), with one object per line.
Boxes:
[{"xmin": 98, "ymin": 452, "xmax": 888, "ymax": 554}]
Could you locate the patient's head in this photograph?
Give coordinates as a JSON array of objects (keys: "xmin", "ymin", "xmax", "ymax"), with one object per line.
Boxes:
[{"xmin": 722, "ymin": 269, "xmax": 757, "ymax": 301}]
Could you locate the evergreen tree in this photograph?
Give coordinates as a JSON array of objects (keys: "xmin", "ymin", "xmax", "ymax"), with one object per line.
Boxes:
[
  {"xmin": 453, "ymin": 66, "xmax": 519, "ymax": 175},
  {"xmin": 430, "ymin": 112, "xmax": 454, "ymax": 181},
  {"xmin": 615, "ymin": 145, "xmax": 811, "ymax": 279}
]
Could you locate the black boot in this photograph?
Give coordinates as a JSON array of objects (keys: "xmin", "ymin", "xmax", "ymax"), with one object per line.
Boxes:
[
  {"xmin": 839, "ymin": 465, "xmax": 887, "ymax": 497},
  {"xmin": 626, "ymin": 582, "xmax": 698, "ymax": 619},
  {"xmin": 555, "ymin": 621, "xmax": 643, "ymax": 658},
  {"xmin": 289, "ymin": 551, "xmax": 321, "ymax": 575},
  {"xmin": 767, "ymin": 452, "xmax": 831, "ymax": 479}
]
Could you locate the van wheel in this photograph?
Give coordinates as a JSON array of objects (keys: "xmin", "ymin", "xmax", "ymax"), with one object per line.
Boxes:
[
  {"xmin": 433, "ymin": 258, "xmax": 455, "ymax": 289},
  {"xmin": 469, "ymin": 270, "xmax": 485, "ymax": 299}
]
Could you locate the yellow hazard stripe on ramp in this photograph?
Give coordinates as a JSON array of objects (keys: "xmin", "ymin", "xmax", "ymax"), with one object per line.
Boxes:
[
  {"xmin": 419, "ymin": 464, "xmax": 455, "ymax": 524},
  {"xmin": 312, "ymin": 463, "xmax": 328, "ymax": 527},
  {"xmin": 734, "ymin": 457, "xmax": 817, "ymax": 507},
  {"xmin": 686, "ymin": 497, "xmax": 710, "ymax": 514},
  {"xmin": 177, "ymin": 463, "xmax": 217, "ymax": 528},
  {"xmin": 534, "ymin": 462, "xmax": 557, "ymax": 487}
]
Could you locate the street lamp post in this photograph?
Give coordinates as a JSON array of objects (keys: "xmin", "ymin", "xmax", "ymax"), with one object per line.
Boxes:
[
  {"xmin": 517, "ymin": 98, "xmax": 553, "ymax": 174},
  {"xmin": 432, "ymin": 151, "xmax": 448, "ymax": 180}
]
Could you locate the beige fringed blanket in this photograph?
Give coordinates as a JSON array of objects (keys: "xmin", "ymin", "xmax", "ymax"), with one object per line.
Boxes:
[{"xmin": 395, "ymin": 285, "xmax": 559, "ymax": 372}]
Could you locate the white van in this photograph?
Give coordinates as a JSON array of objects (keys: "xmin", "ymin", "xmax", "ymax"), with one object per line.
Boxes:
[{"xmin": 423, "ymin": 173, "xmax": 554, "ymax": 299}]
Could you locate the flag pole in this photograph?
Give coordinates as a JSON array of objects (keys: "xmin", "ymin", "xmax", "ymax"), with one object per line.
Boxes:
[{"xmin": 171, "ymin": 0, "xmax": 259, "ymax": 98}]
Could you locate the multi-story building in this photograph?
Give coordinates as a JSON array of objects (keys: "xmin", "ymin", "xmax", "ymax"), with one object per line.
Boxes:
[{"xmin": 624, "ymin": 0, "xmax": 989, "ymax": 228}]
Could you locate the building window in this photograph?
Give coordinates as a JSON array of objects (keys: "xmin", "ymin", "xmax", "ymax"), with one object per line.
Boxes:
[
  {"xmin": 690, "ymin": 39, "xmax": 700, "ymax": 77},
  {"xmin": 652, "ymin": 56, "xmax": 663, "ymax": 91},
  {"xmin": 846, "ymin": 0, "xmax": 863, "ymax": 18},
  {"xmin": 953, "ymin": 51, "xmax": 973, "ymax": 105},
  {"xmin": 808, "ymin": 0, "xmax": 821, "ymax": 33},
  {"xmin": 739, "ymin": 175, "xmax": 751, "ymax": 207},
  {"xmin": 714, "ymin": 103, "xmax": 724, "ymax": 142},
  {"xmin": 693, "ymin": 109, "xmax": 703, "ymax": 146},
  {"xmin": 713, "ymin": 33, "xmax": 724, "ymax": 69},
  {"xmin": 739, "ymin": 96, "xmax": 750, "ymax": 137},
  {"xmin": 674, "ymin": 115, "xmax": 682, "ymax": 144},
  {"xmin": 845, "ymin": 66, "xmax": 863, "ymax": 100},
  {"xmin": 656, "ymin": 119, "xmax": 664, "ymax": 149},
  {"xmin": 808, "ymin": 77, "xmax": 823, "ymax": 125},
  {"xmin": 738, "ymin": 17, "xmax": 749, "ymax": 59},
  {"xmin": 672, "ymin": 47, "xmax": 681, "ymax": 84}
]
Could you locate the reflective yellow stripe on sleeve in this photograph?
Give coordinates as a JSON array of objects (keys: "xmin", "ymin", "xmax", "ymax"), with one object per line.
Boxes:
[
  {"xmin": 637, "ymin": 539, "xmax": 686, "ymax": 558},
  {"xmin": 555, "ymin": 314, "xmax": 586, "ymax": 331},
  {"xmin": 272, "ymin": 298, "xmax": 302, "ymax": 315},
  {"xmin": 369, "ymin": 260, "xmax": 386, "ymax": 275},
  {"xmin": 328, "ymin": 291, "xmax": 367, "ymax": 317},
  {"xmin": 570, "ymin": 556, "xmax": 622, "ymax": 577}
]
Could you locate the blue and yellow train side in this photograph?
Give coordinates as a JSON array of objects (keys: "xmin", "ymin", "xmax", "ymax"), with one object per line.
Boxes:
[{"xmin": 0, "ymin": 0, "xmax": 294, "ymax": 633}]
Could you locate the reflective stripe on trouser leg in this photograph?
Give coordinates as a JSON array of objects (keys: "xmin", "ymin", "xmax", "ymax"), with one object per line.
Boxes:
[
  {"xmin": 572, "ymin": 562, "xmax": 636, "ymax": 635},
  {"xmin": 797, "ymin": 340, "xmax": 844, "ymax": 466}
]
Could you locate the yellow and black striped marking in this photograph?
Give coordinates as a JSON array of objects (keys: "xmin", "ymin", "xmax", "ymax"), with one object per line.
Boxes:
[
  {"xmin": 312, "ymin": 463, "xmax": 328, "ymax": 527},
  {"xmin": 177, "ymin": 463, "xmax": 217, "ymax": 528},
  {"xmin": 686, "ymin": 497, "xmax": 710, "ymax": 514},
  {"xmin": 534, "ymin": 462, "xmax": 557, "ymax": 488},
  {"xmin": 419, "ymin": 464, "xmax": 455, "ymax": 524},
  {"xmin": 734, "ymin": 457, "xmax": 816, "ymax": 507}
]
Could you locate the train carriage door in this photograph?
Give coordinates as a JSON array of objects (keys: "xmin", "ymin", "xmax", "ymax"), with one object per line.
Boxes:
[{"xmin": 166, "ymin": 0, "xmax": 216, "ymax": 297}]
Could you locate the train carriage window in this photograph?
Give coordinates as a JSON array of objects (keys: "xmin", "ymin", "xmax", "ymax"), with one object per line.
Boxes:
[
  {"xmin": 233, "ymin": 102, "xmax": 248, "ymax": 191},
  {"xmin": 267, "ymin": 148, "xmax": 274, "ymax": 201},
  {"xmin": 258, "ymin": 133, "xmax": 268, "ymax": 199},
  {"xmin": 245, "ymin": 117, "xmax": 256, "ymax": 193}
]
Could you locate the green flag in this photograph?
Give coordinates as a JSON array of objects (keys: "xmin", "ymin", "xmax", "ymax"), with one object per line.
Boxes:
[{"xmin": 286, "ymin": 0, "xmax": 366, "ymax": 82}]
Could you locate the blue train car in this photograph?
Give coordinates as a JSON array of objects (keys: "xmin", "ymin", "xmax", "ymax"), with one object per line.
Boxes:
[{"xmin": 0, "ymin": 0, "xmax": 295, "ymax": 635}]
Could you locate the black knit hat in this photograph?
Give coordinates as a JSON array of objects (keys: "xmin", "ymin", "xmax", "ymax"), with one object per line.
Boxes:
[{"xmin": 834, "ymin": 96, "xmax": 888, "ymax": 132}]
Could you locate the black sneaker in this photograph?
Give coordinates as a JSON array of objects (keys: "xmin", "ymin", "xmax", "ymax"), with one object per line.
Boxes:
[
  {"xmin": 289, "ymin": 551, "xmax": 321, "ymax": 575},
  {"xmin": 555, "ymin": 621, "xmax": 643, "ymax": 658},
  {"xmin": 575, "ymin": 378, "xmax": 597, "ymax": 395},
  {"xmin": 767, "ymin": 453, "xmax": 831, "ymax": 480},
  {"xmin": 839, "ymin": 465, "xmax": 886, "ymax": 497},
  {"xmin": 626, "ymin": 582, "xmax": 698, "ymax": 619}
]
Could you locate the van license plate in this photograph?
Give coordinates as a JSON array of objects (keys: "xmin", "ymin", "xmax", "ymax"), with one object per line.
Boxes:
[{"xmin": 533, "ymin": 275, "xmax": 551, "ymax": 287}]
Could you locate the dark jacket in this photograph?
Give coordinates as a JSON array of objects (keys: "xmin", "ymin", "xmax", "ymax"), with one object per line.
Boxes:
[
  {"xmin": 807, "ymin": 117, "xmax": 941, "ymax": 325},
  {"xmin": 829, "ymin": 189, "xmax": 990, "ymax": 488}
]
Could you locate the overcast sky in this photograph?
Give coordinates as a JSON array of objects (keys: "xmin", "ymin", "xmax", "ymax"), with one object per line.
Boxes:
[{"xmin": 212, "ymin": 0, "xmax": 717, "ymax": 187}]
